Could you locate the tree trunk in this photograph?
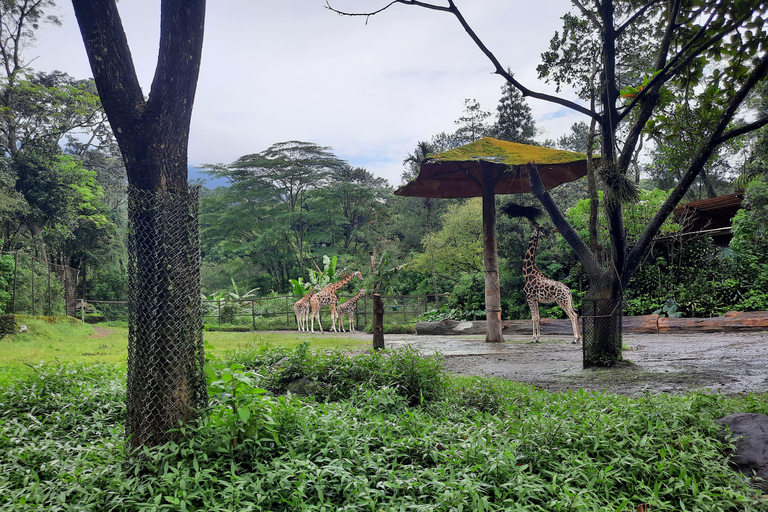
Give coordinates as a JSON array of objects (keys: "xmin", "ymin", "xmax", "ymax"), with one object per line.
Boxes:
[
  {"xmin": 72, "ymin": 0, "xmax": 207, "ymax": 449},
  {"xmin": 581, "ymin": 274, "xmax": 623, "ymax": 368},
  {"xmin": 126, "ymin": 187, "xmax": 205, "ymax": 447},
  {"xmin": 372, "ymin": 293, "xmax": 384, "ymax": 350}
]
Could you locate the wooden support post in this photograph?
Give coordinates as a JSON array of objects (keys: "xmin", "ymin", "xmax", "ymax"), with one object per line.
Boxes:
[
  {"xmin": 373, "ymin": 293, "xmax": 384, "ymax": 350},
  {"xmin": 482, "ymin": 164, "xmax": 504, "ymax": 342}
]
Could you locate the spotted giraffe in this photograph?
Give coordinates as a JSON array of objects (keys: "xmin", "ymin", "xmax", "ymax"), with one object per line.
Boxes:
[
  {"xmin": 523, "ymin": 227, "xmax": 580, "ymax": 344},
  {"xmin": 310, "ymin": 271, "xmax": 364, "ymax": 333},
  {"xmin": 293, "ymin": 286, "xmax": 315, "ymax": 332},
  {"xmin": 334, "ymin": 289, "xmax": 366, "ymax": 332}
]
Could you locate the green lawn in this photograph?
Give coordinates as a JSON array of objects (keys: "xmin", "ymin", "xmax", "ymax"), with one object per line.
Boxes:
[{"xmin": 0, "ymin": 316, "xmax": 368, "ymax": 386}]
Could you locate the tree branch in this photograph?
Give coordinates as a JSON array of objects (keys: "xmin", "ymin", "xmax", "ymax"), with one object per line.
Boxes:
[
  {"xmin": 624, "ymin": 53, "xmax": 768, "ymax": 283},
  {"xmin": 618, "ymin": 6, "xmax": 752, "ymax": 123},
  {"xmin": 147, "ymin": 0, "xmax": 206, "ymax": 139},
  {"xmin": 327, "ymin": 0, "xmax": 599, "ymax": 120},
  {"xmin": 617, "ymin": 0, "xmax": 681, "ymax": 171},
  {"xmin": 716, "ymin": 117, "xmax": 768, "ymax": 145},
  {"xmin": 571, "ymin": 0, "xmax": 602, "ymax": 31},
  {"xmin": 527, "ymin": 162, "xmax": 604, "ymax": 278},
  {"xmin": 71, "ymin": 0, "xmax": 145, "ymax": 135},
  {"xmin": 616, "ymin": 0, "xmax": 665, "ymax": 36}
]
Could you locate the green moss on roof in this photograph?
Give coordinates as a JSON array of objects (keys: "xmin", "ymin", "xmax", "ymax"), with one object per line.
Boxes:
[{"xmin": 431, "ymin": 137, "xmax": 588, "ymax": 166}]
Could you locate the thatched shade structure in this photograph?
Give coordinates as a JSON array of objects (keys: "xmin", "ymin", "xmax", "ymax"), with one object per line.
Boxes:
[{"xmin": 395, "ymin": 137, "xmax": 592, "ymax": 343}]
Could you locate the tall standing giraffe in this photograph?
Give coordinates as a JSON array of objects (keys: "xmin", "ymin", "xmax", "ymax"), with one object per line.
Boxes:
[
  {"xmin": 335, "ymin": 289, "xmax": 366, "ymax": 332},
  {"xmin": 293, "ymin": 286, "xmax": 315, "ymax": 332},
  {"xmin": 523, "ymin": 227, "xmax": 581, "ymax": 344},
  {"xmin": 310, "ymin": 271, "xmax": 364, "ymax": 333}
]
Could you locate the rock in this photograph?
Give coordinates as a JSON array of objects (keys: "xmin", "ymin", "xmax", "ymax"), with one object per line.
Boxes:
[
  {"xmin": 415, "ymin": 319, "xmax": 485, "ymax": 335},
  {"xmin": 716, "ymin": 412, "xmax": 768, "ymax": 490},
  {"xmin": 283, "ymin": 376, "xmax": 320, "ymax": 397}
]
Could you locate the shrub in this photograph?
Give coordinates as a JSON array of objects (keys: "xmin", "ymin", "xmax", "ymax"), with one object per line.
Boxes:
[{"xmin": 227, "ymin": 342, "xmax": 446, "ymax": 405}]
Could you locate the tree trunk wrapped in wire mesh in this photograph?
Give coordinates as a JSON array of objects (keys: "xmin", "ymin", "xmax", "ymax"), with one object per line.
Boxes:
[
  {"xmin": 126, "ymin": 186, "xmax": 206, "ymax": 448},
  {"xmin": 581, "ymin": 293, "xmax": 623, "ymax": 368}
]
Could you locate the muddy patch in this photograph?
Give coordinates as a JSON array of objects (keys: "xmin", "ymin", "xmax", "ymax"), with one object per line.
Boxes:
[
  {"xmin": 89, "ymin": 326, "xmax": 114, "ymax": 339},
  {"xmin": 380, "ymin": 332, "xmax": 768, "ymax": 396}
]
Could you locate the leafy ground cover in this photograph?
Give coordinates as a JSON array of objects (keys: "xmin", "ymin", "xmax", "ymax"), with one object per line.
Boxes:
[{"xmin": 0, "ymin": 339, "xmax": 767, "ymax": 511}]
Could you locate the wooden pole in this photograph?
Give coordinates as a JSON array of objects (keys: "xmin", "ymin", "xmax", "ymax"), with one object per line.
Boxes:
[
  {"xmin": 372, "ymin": 293, "xmax": 384, "ymax": 350},
  {"xmin": 482, "ymin": 164, "xmax": 504, "ymax": 342}
]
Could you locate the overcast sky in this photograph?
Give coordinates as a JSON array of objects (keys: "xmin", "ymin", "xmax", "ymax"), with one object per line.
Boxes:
[{"xmin": 31, "ymin": 0, "xmax": 586, "ymax": 188}]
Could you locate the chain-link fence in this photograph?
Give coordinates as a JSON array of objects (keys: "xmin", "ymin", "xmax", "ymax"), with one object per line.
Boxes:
[
  {"xmin": 6, "ymin": 252, "xmax": 78, "ymax": 317},
  {"xmin": 81, "ymin": 293, "xmax": 449, "ymax": 331},
  {"xmin": 581, "ymin": 297, "xmax": 624, "ymax": 368},
  {"xmin": 125, "ymin": 186, "xmax": 206, "ymax": 448}
]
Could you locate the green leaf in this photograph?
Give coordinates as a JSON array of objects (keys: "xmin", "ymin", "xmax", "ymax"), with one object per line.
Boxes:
[{"xmin": 237, "ymin": 406, "xmax": 251, "ymax": 423}]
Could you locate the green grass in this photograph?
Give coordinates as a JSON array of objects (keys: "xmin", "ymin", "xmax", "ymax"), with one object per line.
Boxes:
[{"xmin": 0, "ymin": 316, "xmax": 368, "ymax": 386}]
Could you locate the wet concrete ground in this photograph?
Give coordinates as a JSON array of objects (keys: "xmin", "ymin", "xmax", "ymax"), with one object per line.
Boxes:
[{"xmin": 367, "ymin": 331, "xmax": 768, "ymax": 396}]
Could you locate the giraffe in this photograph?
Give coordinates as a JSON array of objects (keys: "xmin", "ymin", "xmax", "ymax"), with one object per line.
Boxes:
[
  {"xmin": 310, "ymin": 271, "xmax": 364, "ymax": 333},
  {"xmin": 523, "ymin": 226, "xmax": 581, "ymax": 344},
  {"xmin": 293, "ymin": 286, "xmax": 315, "ymax": 332},
  {"xmin": 335, "ymin": 289, "xmax": 366, "ymax": 332}
]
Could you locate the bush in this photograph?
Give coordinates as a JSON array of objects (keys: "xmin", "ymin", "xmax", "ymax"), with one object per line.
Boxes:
[
  {"xmin": 363, "ymin": 322, "xmax": 416, "ymax": 334},
  {"xmin": 83, "ymin": 312, "xmax": 106, "ymax": 324},
  {"xmin": 227, "ymin": 342, "xmax": 446, "ymax": 406}
]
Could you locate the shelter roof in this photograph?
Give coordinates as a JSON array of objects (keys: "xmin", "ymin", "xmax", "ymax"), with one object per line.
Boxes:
[{"xmin": 395, "ymin": 137, "xmax": 592, "ymax": 198}]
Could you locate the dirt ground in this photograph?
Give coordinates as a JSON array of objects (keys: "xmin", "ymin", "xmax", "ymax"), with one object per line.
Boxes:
[{"xmin": 352, "ymin": 331, "xmax": 768, "ymax": 396}]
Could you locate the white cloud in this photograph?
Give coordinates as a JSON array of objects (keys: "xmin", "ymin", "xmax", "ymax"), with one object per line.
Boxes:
[{"xmin": 33, "ymin": 0, "xmax": 585, "ymax": 187}]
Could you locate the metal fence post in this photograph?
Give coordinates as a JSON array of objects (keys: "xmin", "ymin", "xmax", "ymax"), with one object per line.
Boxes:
[{"xmin": 12, "ymin": 251, "xmax": 18, "ymax": 314}]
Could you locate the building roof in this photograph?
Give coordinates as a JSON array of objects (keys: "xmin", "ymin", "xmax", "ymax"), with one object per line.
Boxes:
[{"xmin": 672, "ymin": 192, "xmax": 744, "ymax": 245}]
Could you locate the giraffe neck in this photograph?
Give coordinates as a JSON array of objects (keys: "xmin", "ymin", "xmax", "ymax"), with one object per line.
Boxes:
[
  {"xmin": 322, "ymin": 272, "xmax": 356, "ymax": 295},
  {"xmin": 523, "ymin": 230, "xmax": 544, "ymax": 281}
]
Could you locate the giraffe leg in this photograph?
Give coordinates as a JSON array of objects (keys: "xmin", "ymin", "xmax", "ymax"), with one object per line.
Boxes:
[
  {"xmin": 558, "ymin": 294, "xmax": 581, "ymax": 344},
  {"xmin": 330, "ymin": 304, "xmax": 338, "ymax": 332},
  {"xmin": 349, "ymin": 313, "xmax": 355, "ymax": 332},
  {"xmin": 311, "ymin": 303, "xmax": 323, "ymax": 333},
  {"xmin": 528, "ymin": 299, "xmax": 540, "ymax": 343},
  {"xmin": 566, "ymin": 304, "xmax": 580, "ymax": 344},
  {"xmin": 339, "ymin": 308, "xmax": 346, "ymax": 332}
]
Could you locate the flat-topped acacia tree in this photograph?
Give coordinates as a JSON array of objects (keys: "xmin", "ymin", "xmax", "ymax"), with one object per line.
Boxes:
[{"xmin": 71, "ymin": 0, "xmax": 207, "ymax": 448}]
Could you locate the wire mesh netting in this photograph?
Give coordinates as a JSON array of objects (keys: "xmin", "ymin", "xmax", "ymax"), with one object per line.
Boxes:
[
  {"xmin": 126, "ymin": 186, "xmax": 206, "ymax": 448},
  {"xmin": 581, "ymin": 297, "xmax": 624, "ymax": 368}
]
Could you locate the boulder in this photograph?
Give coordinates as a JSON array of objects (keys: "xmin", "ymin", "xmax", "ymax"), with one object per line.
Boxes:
[
  {"xmin": 717, "ymin": 412, "xmax": 768, "ymax": 490},
  {"xmin": 283, "ymin": 377, "xmax": 320, "ymax": 397}
]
